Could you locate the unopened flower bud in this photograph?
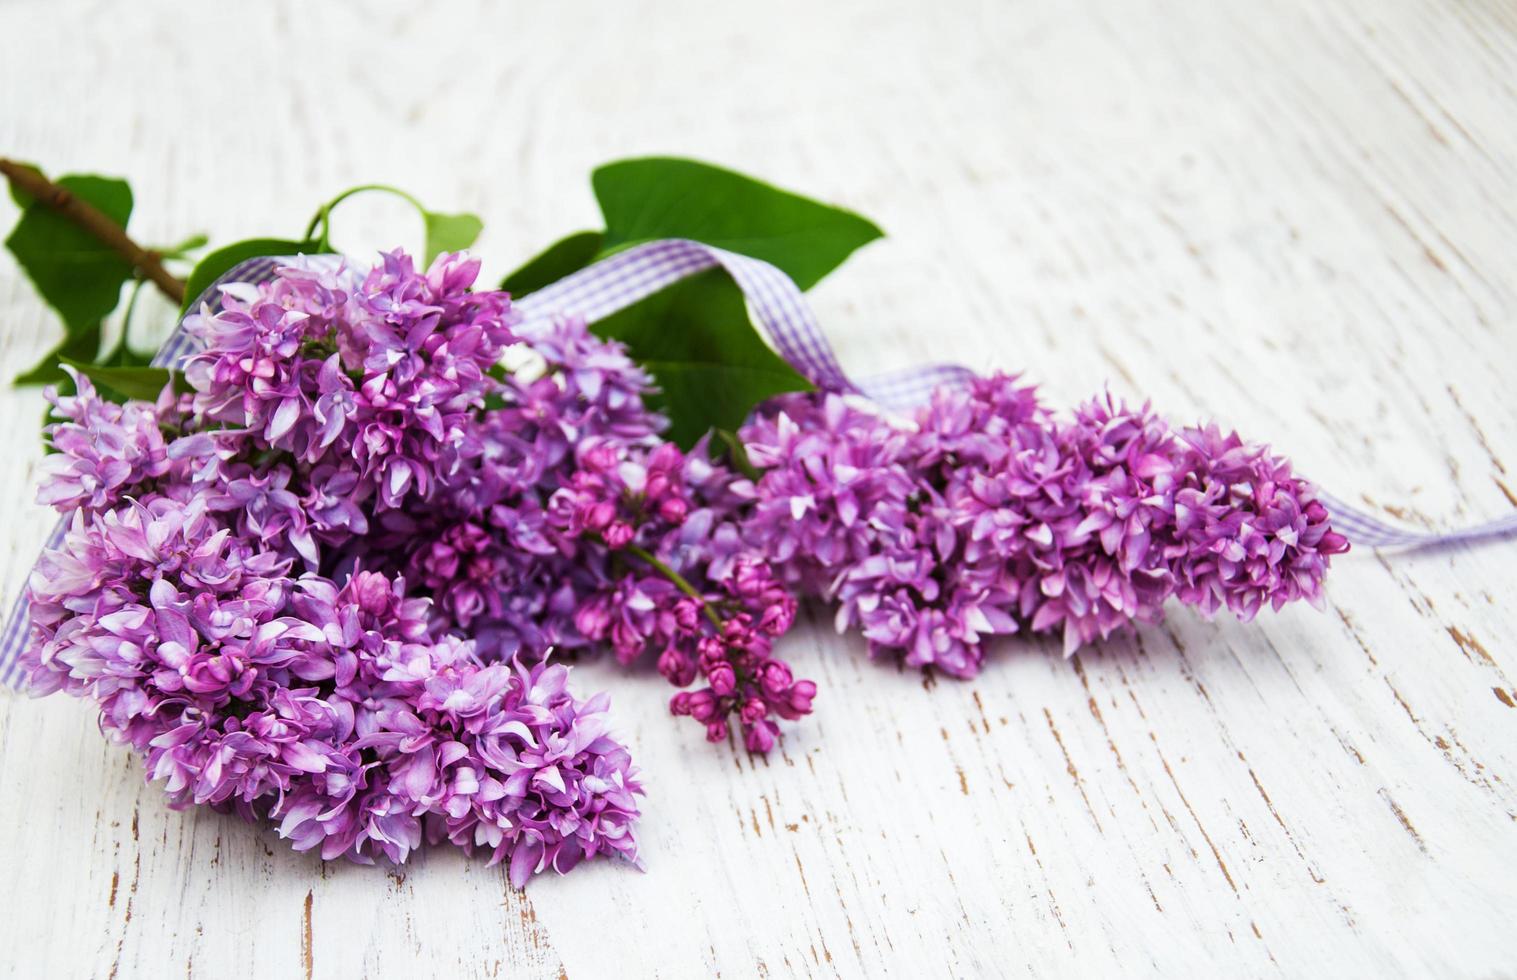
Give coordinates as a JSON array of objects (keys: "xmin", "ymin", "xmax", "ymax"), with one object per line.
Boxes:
[
  {"xmin": 759, "ymin": 660, "xmax": 793, "ymax": 696},
  {"xmin": 587, "ymin": 500, "xmax": 616, "ymax": 532},
  {"xmin": 706, "ymin": 662, "xmax": 736, "ymax": 696},
  {"xmin": 656, "ymin": 645, "xmax": 695, "ymax": 687},
  {"xmin": 603, "ymin": 521, "xmax": 634, "ymax": 549},
  {"xmin": 739, "ymin": 697, "xmax": 768, "ymax": 726},
  {"xmin": 743, "ymin": 719, "xmax": 777, "ymax": 754}
]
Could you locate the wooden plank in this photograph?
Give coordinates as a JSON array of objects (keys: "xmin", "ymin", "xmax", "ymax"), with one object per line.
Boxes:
[{"xmin": 0, "ymin": 0, "xmax": 1512, "ymax": 975}]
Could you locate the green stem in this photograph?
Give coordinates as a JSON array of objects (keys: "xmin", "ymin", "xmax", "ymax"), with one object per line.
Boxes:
[
  {"xmin": 302, "ymin": 184, "xmax": 428, "ymax": 251},
  {"xmin": 626, "ymin": 544, "xmax": 724, "ymax": 630},
  {"xmin": 105, "ymin": 278, "xmax": 148, "ymax": 362}
]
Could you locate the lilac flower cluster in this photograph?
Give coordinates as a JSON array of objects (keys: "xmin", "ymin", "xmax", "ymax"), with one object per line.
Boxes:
[
  {"xmin": 341, "ymin": 301, "xmax": 820, "ymax": 753},
  {"xmin": 738, "ymin": 375, "xmax": 1348, "ymax": 676},
  {"xmin": 546, "ymin": 439, "xmax": 816, "ymax": 753},
  {"xmin": 20, "ymin": 255, "xmax": 646, "ymax": 882}
]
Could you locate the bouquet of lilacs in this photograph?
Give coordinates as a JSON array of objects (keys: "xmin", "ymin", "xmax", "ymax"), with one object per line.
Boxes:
[{"xmin": 1, "ymin": 155, "xmax": 1361, "ymax": 882}]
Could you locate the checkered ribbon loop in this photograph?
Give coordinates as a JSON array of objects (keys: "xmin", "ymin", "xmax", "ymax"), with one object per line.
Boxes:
[{"xmin": 514, "ymin": 239, "xmax": 977, "ymax": 409}]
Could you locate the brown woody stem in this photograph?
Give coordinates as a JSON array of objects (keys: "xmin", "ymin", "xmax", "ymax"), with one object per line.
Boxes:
[{"xmin": 0, "ymin": 157, "xmax": 186, "ymax": 305}]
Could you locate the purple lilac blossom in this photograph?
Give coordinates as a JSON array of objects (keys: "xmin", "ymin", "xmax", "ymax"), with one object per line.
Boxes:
[
  {"xmin": 36, "ymin": 367, "xmax": 186, "ymax": 513},
  {"xmin": 546, "ymin": 436, "xmax": 816, "ymax": 752},
  {"xmin": 19, "ymin": 253, "xmax": 642, "ymax": 882},
  {"xmin": 739, "ymin": 375, "xmax": 1347, "ymax": 675}
]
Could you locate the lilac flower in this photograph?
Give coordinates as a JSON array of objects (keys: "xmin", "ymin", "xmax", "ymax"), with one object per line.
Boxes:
[
  {"xmin": 37, "ymin": 367, "xmax": 182, "ymax": 514},
  {"xmin": 740, "ymin": 374, "xmax": 1347, "ymax": 673},
  {"xmin": 667, "ymin": 557, "xmax": 812, "ymax": 752},
  {"xmin": 546, "ymin": 438, "xmax": 816, "ymax": 750},
  {"xmin": 21, "ymin": 251, "xmax": 645, "ymax": 881},
  {"xmin": 183, "ymin": 251, "xmax": 518, "ymax": 518},
  {"xmin": 19, "ymin": 493, "xmax": 641, "ymax": 878},
  {"xmin": 1169, "ymin": 424, "xmax": 1348, "ymax": 620}
]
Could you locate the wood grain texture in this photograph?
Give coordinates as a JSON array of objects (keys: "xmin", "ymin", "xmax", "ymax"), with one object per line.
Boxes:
[{"xmin": 1, "ymin": 0, "xmax": 1514, "ymax": 976}]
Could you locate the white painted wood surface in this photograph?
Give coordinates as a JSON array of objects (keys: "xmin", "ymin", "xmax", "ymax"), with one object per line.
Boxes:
[{"xmin": 2, "ymin": 1, "xmax": 1515, "ymax": 976}]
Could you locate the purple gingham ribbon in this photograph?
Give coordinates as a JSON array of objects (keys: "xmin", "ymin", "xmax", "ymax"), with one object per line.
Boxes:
[
  {"xmin": 513, "ymin": 239, "xmax": 977, "ymax": 409},
  {"xmin": 1314, "ymin": 491, "xmax": 1517, "ymax": 548},
  {"xmin": 3, "ymin": 240, "xmax": 1513, "ymax": 688}
]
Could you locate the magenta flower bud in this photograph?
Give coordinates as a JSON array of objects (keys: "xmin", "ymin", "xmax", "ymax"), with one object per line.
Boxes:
[
  {"xmin": 648, "ymin": 442, "xmax": 683, "ymax": 473},
  {"xmin": 722, "ymin": 616, "xmax": 757, "ymax": 651},
  {"xmin": 696, "ymin": 635, "xmax": 725, "ymax": 666},
  {"xmin": 580, "ymin": 442, "xmax": 618, "ymax": 472},
  {"xmin": 673, "ymin": 599, "xmax": 701, "ymax": 632},
  {"xmin": 584, "ymin": 500, "xmax": 616, "ymax": 533},
  {"xmin": 669, "ymin": 691, "xmax": 693, "ymax": 716},
  {"xmin": 609, "ymin": 621, "xmax": 645, "ymax": 663},
  {"xmin": 739, "ymin": 697, "xmax": 768, "ymax": 726},
  {"xmin": 731, "ymin": 558, "xmax": 767, "ymax": 596},
  {"xmin": 350, "ymin": 571, "xmax": 394, "ymax": 616},
  {"xmin": 758, "ymin": 601, "xmax": 794, "ymax": 636},
  {"xmin": 574, "ymin": 600, "xmax": 611, "ymax": 640},
  {"xmin": 787, "ymin": 679, "xmax": 817, "ymax": 714},
  {"xmin": 685, "ymin": 689, "xmax": 719, "ymax": 723},
  {"xmin": 705, "ymin": 720, "xmax": 729, "ymax": 743},
  {"xmin": 656, "ymin": 645, "xmax": 696, "ymax": 687},
  {"xmin": 706, "ymin": 662, "xmax": 737, "ymax": 696},
  {"xmin": 743, "ymin": 719, "xmax": 777, "ymax": 754},
  {"xmin": 658, "ymin": 496, "xmax": 689, "ymax": 524},
  {"xmin": 603, "ymin": 521, "xmax": 634, "ymax": 549},
  {"xmin": 758, "ymin": 660, "xmax": 793, "ymax": 696}
]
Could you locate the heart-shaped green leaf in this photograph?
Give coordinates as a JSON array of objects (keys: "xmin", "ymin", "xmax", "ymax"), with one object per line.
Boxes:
[
  {"xmin": 591, "ymin": 267, "xmax": 813, "ymax": 448},
  {"xmin": 423, "ymin": 211, "xmax": 483, "ymax": 265},
  {"xmin": 497, "ymin": 158, "xmax": 879, "ymax": 443},
  {"xmin": 6, "ymin": 173, "xmax": 135, "ymax": 380},
  {"xmin": 592, "ymin": 157, "xmax": 883, "ymax": 290},
  {"xmin": 180, "ymin": 237, "xmax": 326, "ymax": 314}
]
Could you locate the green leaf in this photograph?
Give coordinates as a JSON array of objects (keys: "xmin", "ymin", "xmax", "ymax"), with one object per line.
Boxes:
[
  {"xmin": 423, "ymin": 210, "xmax": 483, "ymax": 265},
  {"xmin": 592, "ymin": 157, "xmax": 883, "ymax": 290},
  {"xmin": 592, "ymin": 268, "xmax": 812, "ymax": 448},
  {"xmin": 58, "ymin": 357, "xmax": 187, "ymax": 402},
  {"xmin": 5, "ymin": 173, "xmax": 134, "ymax": 348},
  {"xmin": 499, "ymin": 230, "xmax": 604, "ymax": 297},
  {"xmin": 500, "ymin": 158, "xmax": 883, "ymax": 442},
  {"xmin": 180, "ymin": 237, "xmax": 324, "ymax": 314}
]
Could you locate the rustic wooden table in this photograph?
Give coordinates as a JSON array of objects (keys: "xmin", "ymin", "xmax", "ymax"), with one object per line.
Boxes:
[{"xmin": 2, "ymin": 1, "xmax": 1514, "ymax": 976}]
